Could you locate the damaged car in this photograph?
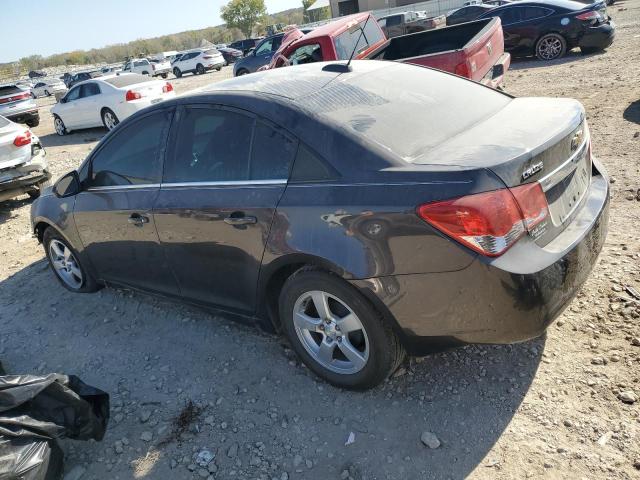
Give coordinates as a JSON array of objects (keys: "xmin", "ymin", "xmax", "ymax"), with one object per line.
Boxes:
[
  {"xmin": 31, "ymin": 61, "xmax": 609, "ymax": 390},
  {"xmin": 0, "ymin": 115, "xmax": 49, "ymax": 203}
]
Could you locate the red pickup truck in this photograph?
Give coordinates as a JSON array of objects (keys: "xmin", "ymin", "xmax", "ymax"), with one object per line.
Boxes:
[{"xmin": 267, "ymin": 12, "xmax": 510, "ymax": 89}]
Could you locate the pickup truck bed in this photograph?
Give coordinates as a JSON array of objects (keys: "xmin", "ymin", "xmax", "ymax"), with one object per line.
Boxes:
[{"xmin": 366, "ymin": 18, "xmax": 510, "ymax": 88}]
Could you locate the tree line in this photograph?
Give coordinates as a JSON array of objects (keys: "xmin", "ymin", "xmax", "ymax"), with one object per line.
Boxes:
[{"xmin": 2, "ymin": 5, "xmax": 307, "ymax": 74}]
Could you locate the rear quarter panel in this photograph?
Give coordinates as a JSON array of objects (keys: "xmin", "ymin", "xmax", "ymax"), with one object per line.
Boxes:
[{"xmin": 262, "ymin": 168, "xmax": 507, "ymax": 282}]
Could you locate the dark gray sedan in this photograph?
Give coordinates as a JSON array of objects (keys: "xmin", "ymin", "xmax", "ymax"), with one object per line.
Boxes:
[{"xmin": 31, "ymin": 61, "xmax": 609, "ymax": 390}]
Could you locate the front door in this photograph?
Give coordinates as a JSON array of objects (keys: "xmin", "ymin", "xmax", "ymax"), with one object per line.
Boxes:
[
  {"xmin": 154, "ymin": 105, "xmax": 297, "ymax": 313},
  {"xmin": 73, "ymin": 108, "xmax": 179, "ymax": 295}
]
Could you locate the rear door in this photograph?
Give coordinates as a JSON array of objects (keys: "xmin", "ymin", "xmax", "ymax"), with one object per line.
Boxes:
[
  {"xmin": 73, "ymin": 108, "xmax": 179, "ymax": 294},
  {"xmin": 154, "ymin": 104, "xmax": 297, "ymax": 312}
]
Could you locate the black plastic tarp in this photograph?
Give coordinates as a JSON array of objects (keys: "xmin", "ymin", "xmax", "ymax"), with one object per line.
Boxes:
[{"xmin": 0, "ymin": 373, "xmax": 109, "ymax": 480}]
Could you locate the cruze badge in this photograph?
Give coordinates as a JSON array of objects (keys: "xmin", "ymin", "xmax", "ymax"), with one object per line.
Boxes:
[
  {"xmin": 522, "ymin": 162, "xmax": 544, "ymax": 181},
  {"xmin": 571, "ymin": 128, "xmax": 584, "ymax": 151}
]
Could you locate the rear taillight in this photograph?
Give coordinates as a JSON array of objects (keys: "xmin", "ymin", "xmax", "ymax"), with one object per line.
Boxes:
[
  {"xmin": 203, "ymin": 55, "xmax": 213, "ymax": 59},
  {"xmin": 0, "ymin": 92, "xmax": 31, "ymax": 104},
  {"xmin": 125, "ymin": 90, "xmax": 141, "ymax": 101},
  {"xmin": 454, "ymin": 62, "xmax": 470, "ymax": 78},
  {"xmin": 162, "ymin": 82, "xmax": 173, "ymax": 93},
  {"xmin": 576, "ymin": 11, "xmax": 600, "ymax": 22},
  {"xmin": 417, "ymin": 184, "xmax": 549, "ymax": 257},
  {"xmin": 13, "ymin": 130, "xmax": 31, "ymax": 147}
]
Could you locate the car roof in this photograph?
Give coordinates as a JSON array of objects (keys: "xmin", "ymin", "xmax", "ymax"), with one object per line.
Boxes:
[
  {"xmin": 487, "ymin": 0, "xmax": 587, "ymax": 10},
  {"xmin": 196, "ymin": 60, "xmax": 509, "ymax": 163}
]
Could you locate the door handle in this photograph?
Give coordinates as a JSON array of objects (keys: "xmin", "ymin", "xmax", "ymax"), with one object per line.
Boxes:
[
  {"xmin": 223, "ymin": 213, "xmax": 257, "ymax": 226},
  {"xmin": 128, "ymin": 213, "xmax": 149, "ymax": 226}
]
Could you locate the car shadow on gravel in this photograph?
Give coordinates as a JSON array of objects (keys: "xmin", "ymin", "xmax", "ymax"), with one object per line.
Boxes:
[
  {"xmin": 0, "ymin": 197, "xmax": 34, "ymax": 226},
  {"xmin": 38, "ymin": 128, "xmax": 106, "ymax": 149},
  {"xmin": 623, "ymin": 100, "xmax": 640, "ymax": 124},
  {"xmin": 510, "ymin": 49, "xmax": 606, "ymax": 70},
  {"xmin": 0, "ymin": 261, "xmax": 544, "ymax": 480}
]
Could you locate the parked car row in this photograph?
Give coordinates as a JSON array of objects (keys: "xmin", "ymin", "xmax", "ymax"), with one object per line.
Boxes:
[
  {"xmin": 31, "ymin": 58, "xmax": 609, "ymax": 390},
  {"xmin": 446, "ymin": 0, "xmax": 615, "ymax": 60}
]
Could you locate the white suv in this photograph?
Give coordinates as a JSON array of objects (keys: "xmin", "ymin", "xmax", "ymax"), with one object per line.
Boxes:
[{"xmin": 171, "ymin": 49, "xmax": 225, "ymax": 78}]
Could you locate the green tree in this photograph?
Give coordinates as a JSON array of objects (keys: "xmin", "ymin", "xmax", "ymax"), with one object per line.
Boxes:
[{"xmin": 220, "ymin": 0, "xmax": 267, "ymax": 38}]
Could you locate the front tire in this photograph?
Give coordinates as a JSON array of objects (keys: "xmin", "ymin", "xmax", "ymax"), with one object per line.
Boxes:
[
  {"xmin": 173, "ymin": 67, "xmax": 182, "ymax": 78},
  {"xmin": 535, "ymin": 33, "xmax": 567, "ymax": 61},
  {"xmin": 196, "ymin": 63, "xmax": 205, "ymax": 75},
  {"xmin": 236, "ymin": 69, "xmax": 249, "ymax": 76},
  {"xmin": 53, "ymin": 115, "xmax": 66, "ymax": 136},
  {"xmin": 26, "ymin": 118, "xmax": 39, "ymax": 128},
  {"xmin": 43, "ymin": 228, "xmax": 100, "ymax": 293},
  {"xmin": 279, "ymin": 269, "xmax": 405, "ymax": 390},
  {"xmin": 101, "ymin": 108, "xmax": 119, "ymax": 131}
]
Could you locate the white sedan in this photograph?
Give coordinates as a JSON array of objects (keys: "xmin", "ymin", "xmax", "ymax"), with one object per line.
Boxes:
[
  {"xmin": 32, "ymin": 78, "xmax": 67, "ymax": 98},
  {"xmin": 51, "ymin": 73, "xmax": 175, "ymax": 135}
]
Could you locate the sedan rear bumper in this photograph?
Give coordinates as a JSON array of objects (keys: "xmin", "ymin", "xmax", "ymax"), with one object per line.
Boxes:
[
  {"xmin": 351, "ymin": 169, "xmax": 609, "ymax": 355},
  {"xmin": 579, "ymin": 21, "xmax": 615, "ymax": 50}
]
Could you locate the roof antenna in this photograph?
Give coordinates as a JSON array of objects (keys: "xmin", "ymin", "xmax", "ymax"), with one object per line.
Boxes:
[{"xmin": 322, "ymin": 15, "xmax": 371, "ymax": 73}]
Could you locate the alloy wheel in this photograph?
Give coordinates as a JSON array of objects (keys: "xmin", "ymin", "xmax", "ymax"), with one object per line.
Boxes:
[
  {"xmin": 49, "ymin": 239, "xmax": 83, "ymax": 289},
  {"xmin": 104, "ymin": 111, "xmax": 117, "ymax": 130},
  {"xmin": 54, "ymin": 117, "xmax": 65, "ymax": 135},
  {"xmin": 538, "ymin": 36, "xmax": 563, "ymax": 60},
  {"xmin": 293, "ymin": 290, "xmax": 369, "ymax": 374}
]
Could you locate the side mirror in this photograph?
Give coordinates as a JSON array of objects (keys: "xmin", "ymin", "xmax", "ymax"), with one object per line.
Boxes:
[{"xmin": 53, "ymin": 171, "xmax": 80, "ymax": 198}]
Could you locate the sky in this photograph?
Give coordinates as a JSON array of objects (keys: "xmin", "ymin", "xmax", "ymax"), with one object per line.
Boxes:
[{"xmin": 0, "ymin": 0, "xmax": 303, "ymax": 63}]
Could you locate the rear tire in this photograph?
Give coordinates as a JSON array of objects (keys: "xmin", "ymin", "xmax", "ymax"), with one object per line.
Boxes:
[
  {"xmin": 535, "ymin": 33, "xmax": 567, "ymax": 61},
  {"xmin": 216, "ymin": 66, "xmax": 222, "ymax": 71},
  {"xmin": 196, "ymin": 63, "xmax": 205, "ymax": 75},
  {"xmin": 26, "ymin": 118, "xmax": 39, "ymax": 128},
  {"xmin": 160, "ymin": 73, "xmax": 168, "ymax": 79},
  {"xmin": 101, "ymin": 108, "xmax": 119, "ymax": 131},
  {"xmin": 173, "ymin": 67, "xmax": 182, "ymax": 78},
  {"xmin": 43, "ymin": 228, "xmax": 101, "ymax": 293},
  {"xmin": 279, "ymin": 269, "xmax": 405, "ymax": 390},
  {"xmin": 142, "ymin": 71, "xmax": 149, "ymax": 75},
  {"xmin": 236, "ymin": 69, "xmax": 249, "ymax": 77}
]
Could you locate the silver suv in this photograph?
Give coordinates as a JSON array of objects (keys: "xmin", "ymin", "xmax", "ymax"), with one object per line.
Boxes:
[{"xmin": 0, "ymin": 84, "xmax": 39, "ymax": 127}]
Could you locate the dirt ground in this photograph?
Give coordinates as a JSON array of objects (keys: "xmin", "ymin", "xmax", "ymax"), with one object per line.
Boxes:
[{"xmin": 1, "ymin": 3, "xmax": 639, "ymax": 479}]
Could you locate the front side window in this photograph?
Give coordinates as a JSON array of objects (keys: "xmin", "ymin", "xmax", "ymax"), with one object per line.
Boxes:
[
  {"xmin": 65, "ymin": 86, "xmax": 81, "ymax": 102},
  {"xmin": 495, "ymin": 8, "xmax": 522, "ymax": 25},
  {"xmin": 89, "ymin": 110, "xmax": 171, "ymax": 187},
  {"xmin": 165, "ymin": 107, "xmax": 253, "ymax": 183},
  {"xmin": 290, "ymin": 44, "xmax": 322, "ymax": 65},
  {"xmin": 255, "ymin": 39, "xmax": 274, "ymax": 55},
  {"xmin": 523, "ymin": 7, "xmax": 553, "ymax": 20}
]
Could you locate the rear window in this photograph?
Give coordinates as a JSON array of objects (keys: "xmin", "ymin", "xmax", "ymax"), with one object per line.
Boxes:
[
  {"xmin": 104, "ymin": 74, "xmax": 154, "ymax": 88},
  {"xmin": 295, "ymin": 62, "xmax": 510, "ymax": 162},
  {"xmin": 335, "ymin": 19, "xmax": 385, "ymax": 60},
  {"xmin": 0, "ymin": 85, "xmax": 23, "ymax": 96}
]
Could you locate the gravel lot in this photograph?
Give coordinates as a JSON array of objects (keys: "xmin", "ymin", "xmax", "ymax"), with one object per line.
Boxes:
[{"xmin": 1, "ymin": 3, "xmax": 639, "ymax": 479}]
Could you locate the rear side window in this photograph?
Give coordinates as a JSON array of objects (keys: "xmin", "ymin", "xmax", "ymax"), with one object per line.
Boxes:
[
  {"xmin": 290, "ymin": 145, "xmax": 337, "ymax": 183},
  {"xmin": 386, "ymin": 15, "xmax": 401, "ymax": 26},
  {"xmin": 523, "ymin": 7, "xmax": 553, "ymax": 20},
  {"xmin": 90, "ymin": 110, "xmax": 171, "ymax": 187},
  {"xmin": 165, "ymin": 107, "xmax": 253, "ymax": 183},
  {"xmin": 495, "ymin": 7, "xmax": 522, "ymax": 25},
  {"xmin": 250, "ymin": 122, "xmax": 296, "ymax": 180},
  {"xmin": 80, "ymin": 83, "xmax": 100, "ymax": 97}
]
